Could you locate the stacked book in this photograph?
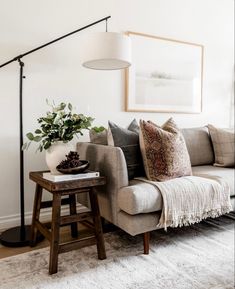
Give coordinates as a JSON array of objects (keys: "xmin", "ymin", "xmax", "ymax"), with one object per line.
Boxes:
[{"xmin": 43, "ymin": 170, "xmax": 99, "ymax": 182}]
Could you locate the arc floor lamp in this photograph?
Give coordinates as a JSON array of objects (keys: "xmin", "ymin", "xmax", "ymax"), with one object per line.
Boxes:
[{"xmin": 0, "ymin": 16, "xmax": 131, "ymax": 247}]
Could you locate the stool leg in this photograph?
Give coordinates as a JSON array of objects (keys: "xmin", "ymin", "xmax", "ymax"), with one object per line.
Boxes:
[
  {"xmin": 49, "ymin": 194, "xmax": 61, "ymax": 275},
  {"xmin": 30, "ymin": 184, "xmax": 43, "ymax": 247},
  {"xmin": 69, "ymin": 194, "xmax": 78, "ymax": 238},
  {"xmin": 89, "ymin": 188, "xmax": 106, "ymax": 260}
]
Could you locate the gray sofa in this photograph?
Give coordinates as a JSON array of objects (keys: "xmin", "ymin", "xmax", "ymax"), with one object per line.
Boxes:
[{"xmin": 77, "ymin": 127, "xmax": 234, "ymax": 253}]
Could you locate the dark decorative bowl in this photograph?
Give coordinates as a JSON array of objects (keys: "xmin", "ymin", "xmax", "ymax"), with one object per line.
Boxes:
[{"xmin": 56, "ymin": 160, "xmax": 89, "ymax": 174}]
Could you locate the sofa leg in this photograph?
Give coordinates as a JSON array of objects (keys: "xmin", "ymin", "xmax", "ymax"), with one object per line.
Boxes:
[{"xmin": 143, "ymin": 232, "xmax": 150, "ymax": 254}]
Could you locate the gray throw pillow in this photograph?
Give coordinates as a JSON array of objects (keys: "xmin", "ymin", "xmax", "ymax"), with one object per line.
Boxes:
[{"xmin": 108, "ymin": 119, "xmax": 145, "ymax": 179}]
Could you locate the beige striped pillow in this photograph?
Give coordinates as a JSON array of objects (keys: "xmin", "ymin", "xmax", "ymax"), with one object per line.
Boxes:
[{"xmin": 208, "ymin": 124, "xmax": 235, "ymax": 167}]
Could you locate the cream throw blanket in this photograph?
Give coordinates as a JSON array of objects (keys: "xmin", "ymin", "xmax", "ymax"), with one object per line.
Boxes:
[{"xmin": 136, "ymin": 175, "xmax": 232, "ymax": 230}]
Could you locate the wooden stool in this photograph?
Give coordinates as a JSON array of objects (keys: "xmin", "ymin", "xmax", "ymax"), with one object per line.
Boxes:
[{"xmin": 29, "ymin": 171, "xmax": 106, "ymax": 274}]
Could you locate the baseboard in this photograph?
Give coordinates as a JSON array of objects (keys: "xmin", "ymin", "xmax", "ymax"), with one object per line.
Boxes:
[{"xmin": 0, "ymin": 203, "xmax": 89, "ymax": 233}]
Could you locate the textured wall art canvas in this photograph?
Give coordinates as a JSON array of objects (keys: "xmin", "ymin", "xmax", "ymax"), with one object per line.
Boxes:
[{"xmin": 125, "ymin": 32, "xmax": 204, "ymax": 113}]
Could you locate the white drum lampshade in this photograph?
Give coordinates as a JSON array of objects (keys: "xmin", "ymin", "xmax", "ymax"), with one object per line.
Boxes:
[{"xmin": 82, "ymin": 32, "xmax": 131, "ymax": 70}]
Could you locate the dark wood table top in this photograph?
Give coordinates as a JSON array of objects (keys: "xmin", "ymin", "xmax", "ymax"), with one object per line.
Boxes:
[{"xmin": 29, "ymin": 171, "xmax": 106, "ymax": 193}]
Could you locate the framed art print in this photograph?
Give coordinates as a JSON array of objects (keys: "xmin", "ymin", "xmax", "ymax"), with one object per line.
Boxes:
[{"xmin": 125, "ymin": 31, "xmax": 204, "ymax": 113}]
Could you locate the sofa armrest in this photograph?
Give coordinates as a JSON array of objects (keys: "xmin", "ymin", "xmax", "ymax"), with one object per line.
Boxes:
[{"xmin": 76, "ymin": 142, "xmax": 128, "ymax": 224}]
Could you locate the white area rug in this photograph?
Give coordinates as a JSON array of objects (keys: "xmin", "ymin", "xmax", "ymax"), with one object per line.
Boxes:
[{"xmin": 0, "ymin": 216, "xmax": 234, "ymax": 289}]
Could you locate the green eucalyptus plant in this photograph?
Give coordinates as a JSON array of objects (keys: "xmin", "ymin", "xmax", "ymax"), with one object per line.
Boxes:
[{"xmin": 23, "ymin": 101, "xmax": 98, "ymax": 152}]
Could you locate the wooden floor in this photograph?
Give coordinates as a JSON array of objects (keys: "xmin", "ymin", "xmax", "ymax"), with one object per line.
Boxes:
[{"xmin": 0, "ymin": 223, "xmax": 94, "ymax": 259}]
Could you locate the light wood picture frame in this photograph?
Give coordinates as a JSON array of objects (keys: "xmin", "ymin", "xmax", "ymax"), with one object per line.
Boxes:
[{"xmin": 125, "ymin": 31, "xmax": 204, "ymax": 113}]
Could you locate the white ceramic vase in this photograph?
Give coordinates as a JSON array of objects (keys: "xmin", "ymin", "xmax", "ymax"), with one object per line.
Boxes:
[{"xmin": 45, "ymin": 141, "xmax": 75, "ymax": 175}]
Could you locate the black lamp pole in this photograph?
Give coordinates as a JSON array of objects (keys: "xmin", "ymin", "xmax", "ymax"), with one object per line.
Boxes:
[
  {"xmin": 0, "ymin": 16, "xmax": 111, "ymax": 247},
  {"xmin": 19, "ymin": 59, "xmax": 26, "ymax": 241}
]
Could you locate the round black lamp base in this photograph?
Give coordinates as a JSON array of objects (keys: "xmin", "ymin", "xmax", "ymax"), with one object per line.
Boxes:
[{"xmin": 0, "ymin": 225, "xmax": 44, "ymax": 247}]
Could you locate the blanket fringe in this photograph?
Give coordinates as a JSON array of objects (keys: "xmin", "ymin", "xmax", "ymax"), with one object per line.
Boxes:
[{"xmin": 159, "ymin": 206, "xmax": 232, "ymax": 230}]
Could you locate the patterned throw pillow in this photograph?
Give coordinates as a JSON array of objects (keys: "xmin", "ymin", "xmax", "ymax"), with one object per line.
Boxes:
[
  {"xmin": 208, "ymin": 124, "xmax": 235, "ymax": 167},
  {"xmin": 139, "ymin": 118, "xmax": 192, "ymax": 181},
  {"xmin": 108, "ymin": 119, "xmax": 145, "ymax": 180}
]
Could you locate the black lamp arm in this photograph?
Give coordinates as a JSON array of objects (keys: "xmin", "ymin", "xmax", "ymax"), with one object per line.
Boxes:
[{"xmin": 0, "ymin": 15, "xmax": 111, "ymax": 68}]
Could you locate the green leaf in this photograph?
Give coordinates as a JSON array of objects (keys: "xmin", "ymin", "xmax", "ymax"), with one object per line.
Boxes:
[
  {"xmin": 35, "ymin": 129, "xmax": 41, "ymax": 134},
  {"xmin": 60, "ymin": 103, "xmax": 66, "ymax": 110},
  {"xmin": 38, "ymin": 145, "xmax": 43, "ymax": 152},
  {"xmin": 92, "ymin": 126, "xmax": 105, "ymax": 133},
  {"xmin": 26, "ymin": 132, "xmax": 34, "ymax": 141},
  {"xmin": 68, "ymin": 103, "xmax": 72, "ymax": 111},
  {"xmin": 33, "ymin": 136, "xmax": 42, "ymax": 142},
  {"xmin": 44, "ymin": 141, "xmax": 51, "ymax": 150},
  {"xmin": 22, "ymin": 143, "xmax": 28, "ymax": 150}
]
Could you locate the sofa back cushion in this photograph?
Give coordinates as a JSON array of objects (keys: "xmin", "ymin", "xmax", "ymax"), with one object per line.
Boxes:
[{"xmin": 181, "ymin": 127, "xmax": 214, "ymax": 166}]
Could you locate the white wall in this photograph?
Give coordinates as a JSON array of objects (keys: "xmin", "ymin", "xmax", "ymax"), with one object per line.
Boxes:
[{"xmin": 0, "ymin": 0, "xmax": 234, "ymax": 228}]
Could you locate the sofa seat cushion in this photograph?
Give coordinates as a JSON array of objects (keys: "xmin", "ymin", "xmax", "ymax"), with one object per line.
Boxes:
[
  {"xmin": 118, "ymin": 179, "xmax": 163, "ymax": 215},
  {"xmin": 192, "ymin": 166, "xmax": 235, "ymax": 196},
  {"xmin": 118, "ymin": 166, "xmax": 234, "ymax": 216}
]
